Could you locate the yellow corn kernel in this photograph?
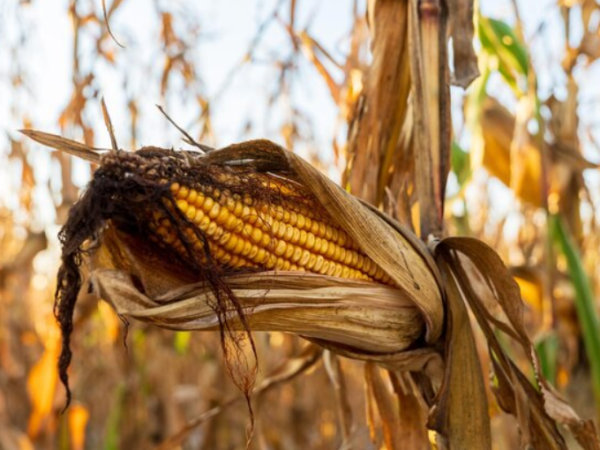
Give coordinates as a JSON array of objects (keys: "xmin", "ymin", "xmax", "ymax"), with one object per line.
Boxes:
[{"xmin": 160, "ymin": 181, "xmax": 390, "ymax": 284}]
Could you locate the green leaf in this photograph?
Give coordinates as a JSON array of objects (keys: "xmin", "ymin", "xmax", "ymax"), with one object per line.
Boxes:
[
  {"xmin": 478, "ymin": 16, "xmax": 529, "ymax": 94},
  {"xmin": 535, "ymin": 332, "xmax": 559, "ymax": 386},
  {"xmin": 451, "ymin": 141, "xmax": 471, "ymax": 187},
  {"xmin": 104, "ymin": 383, "xmax": 125, "ymax": 450},
  {"xmin": 550, "ymin": 215, "xmax": 600, "ymax": 412}
]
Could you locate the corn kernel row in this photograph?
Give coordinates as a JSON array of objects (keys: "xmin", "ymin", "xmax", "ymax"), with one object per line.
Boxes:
[{"xmin": 148, "ymin": 181, "xmax": 391, "ymax": 284}]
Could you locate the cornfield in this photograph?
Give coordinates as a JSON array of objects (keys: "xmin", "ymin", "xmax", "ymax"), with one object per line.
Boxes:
[{"xmin": 2, "ymin": 0, "xmax": 600, "ymax": 449}]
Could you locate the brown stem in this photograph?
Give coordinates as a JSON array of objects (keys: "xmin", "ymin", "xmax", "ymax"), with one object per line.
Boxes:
[{"xmin": 409, "ymin": 0, "xmax": 450, "ymax": 239}]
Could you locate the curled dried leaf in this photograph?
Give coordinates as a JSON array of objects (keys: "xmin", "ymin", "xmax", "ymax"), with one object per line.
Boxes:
[{"xmin": 436, "ymin": 237, "xmax": 600, "ymax": 450}]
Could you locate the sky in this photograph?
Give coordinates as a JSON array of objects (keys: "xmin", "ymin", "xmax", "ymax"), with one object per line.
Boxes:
[
  {"xmin": 2, "ymin": 0, "xmax": 580, "ymax": 149},
  {"xmin": 0, "ymin": 0, "xmax": 599, "ymax": 230},
  {"xmin": 1, "ymin": 0, "xmax": 354, "ymax": 149}
]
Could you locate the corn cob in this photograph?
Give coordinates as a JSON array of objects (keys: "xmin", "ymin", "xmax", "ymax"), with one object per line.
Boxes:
[
  {"xmin": 149, "ymin": 181, "xmax": 392, "ymax": 284},
  {"xmin": 19, "ymin": 132, "xmax": 434, "ymax": 413}
]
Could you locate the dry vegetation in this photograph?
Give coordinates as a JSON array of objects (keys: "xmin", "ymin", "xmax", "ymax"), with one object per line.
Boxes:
[{"xmin": 2, "ymin": 0, "xmax": 600, "ymax": 449}]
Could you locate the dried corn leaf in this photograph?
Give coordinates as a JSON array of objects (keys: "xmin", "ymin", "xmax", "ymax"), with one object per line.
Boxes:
[
  {"xmin": 346, "ymin": 0, "xmax": 411, "ymax": 206},
  {"xmin": 20, "ymin": 130, "xmax": 105, "ymax": 163},
  {"xmin": 92, "ymin": 268, "xmax": 424, "ymax": 354},
  {"xmin": 365, "ymin": 363, "xmax": 401, "ymax": 450},
  {"xmin": 390, "ymin": 372, "xmax": 431, "ymax": 450},
  {"xmin": 436, "ymin": 237, "xmax": 600, "ymax": 450},
  {"xmin": 364, "ymin": 366, "xmax": 378, "ymax": 444},
  {"xmin": 323, "ymin": 351, "xmax": 353, "ymax": 445},
  {"xmin": 446, "ymin": 0, "xmax": 479, "ymax": 87},
  {"xmin": 298, "ymin": 31, "xmax": 341, "ymax": 103},
  {"xmin": 548, "ymin": 76, "xmax": 579, "ymax": 150},
  {"xmin": 430, "ymin": 251, "xmax": 492, "ymax": 450}
]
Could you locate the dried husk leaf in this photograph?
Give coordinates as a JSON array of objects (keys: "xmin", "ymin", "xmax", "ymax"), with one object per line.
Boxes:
[
  {"xmin": 314, "ymin": 340, "xmax": 443, "ymax": 377},
  {"xmin": 92, "ymin": 267, "xmax": 424, "ymax": 354},
  {"xmin": 19, "ymin": 129, "xmax": 105, "ymax": 163},
  {"xmin": 436, "ymin": 237, "xmax": 600, "ymax": 450},
  {"xmin": 430, "ymin": 251, "xmax": 492, "ymax": 450},
  {"xmin": 346, "ymin": 0, "xmax": 411, "ymax": 206}
]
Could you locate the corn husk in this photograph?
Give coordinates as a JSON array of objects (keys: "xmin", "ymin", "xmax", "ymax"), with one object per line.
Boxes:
[{"xmin": 22, "ymin": 130, "xmax": 444, "ymax": 358}]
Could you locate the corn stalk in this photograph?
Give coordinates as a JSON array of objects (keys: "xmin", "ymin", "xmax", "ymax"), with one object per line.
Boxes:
[{"xmin": 343, "ymin": 0, "xmax": 599, "ymax": 448}]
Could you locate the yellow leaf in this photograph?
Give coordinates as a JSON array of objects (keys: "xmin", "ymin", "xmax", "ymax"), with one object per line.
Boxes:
[
  {"xmin": 480, "ymin": 97, "xmax": 542, "ymax": 206},
  {"xmin": 98, "ymin": 300, "xmax": 120, "ymax": 343},
  {"xmin": 512, "ymin": 268, "xmax": 543, "ymax": 313},
  {"xmin": 27, "ymin": 331, "xmax": 60, "ymax": 438},
  {"xmin": 68, "ymin": 404, "xmax": 90, "ymax": 450}
]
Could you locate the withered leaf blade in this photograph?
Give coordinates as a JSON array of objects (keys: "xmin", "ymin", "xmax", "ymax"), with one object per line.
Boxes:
[
  {"xmin": 390, "ymin": 372, "xmax": 431, "ymax": 449},
  {"xmin": 430, "ymin": 253, "xmax": 492, "ymax": 450},
  {"xmin": 19, "ymin": 129, "xmax": 106, "ymax": 163},
  {"xmin": 447, "ymin": 0, "xmax": 479, "ymax": 87},
  {"xmin": 346, "ymin": 0, "xmax": 411, "ymax": 206},
  {"xmin": 365, "ymin": 363, "xmax": 401, "ymax": 450},
  {"xmin": 479, "ymin": 97, "xmax": 542, "ymax": 206},
  {"xmin": 323, "ymin": 351, "xmax": 353, "ymax": 445}
]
